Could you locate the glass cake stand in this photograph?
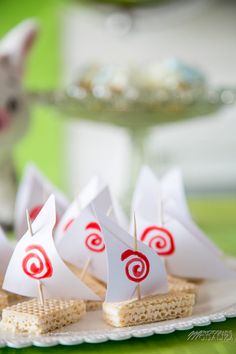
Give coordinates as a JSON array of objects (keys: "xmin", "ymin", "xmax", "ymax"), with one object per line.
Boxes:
[{"xmin": 31, "ymin": 84, "xmax": 236, "ymax": 206}]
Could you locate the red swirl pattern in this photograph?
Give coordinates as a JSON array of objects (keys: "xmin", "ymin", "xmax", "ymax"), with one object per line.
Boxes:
[
  {"xmin": 141, "ymin": 226, "xmax": 175, "ymax": 256},
  {"xmin": 22, "ymin": 244, "xmax": 53, "ymax": 279},
  {"xmin": 85, "ymin": 222, "xmax": 105, "ymax": 253},
  {"xmin": 29, "ymin": 205, "xmax": 42, "ymax": 222},
  {"xmin": 121, "ymin": 249, "xmax": 150, "ymax": 283}
]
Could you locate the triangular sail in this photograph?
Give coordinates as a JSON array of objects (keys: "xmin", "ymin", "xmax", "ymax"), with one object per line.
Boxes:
[
  {"xmin": 14, "ymin": 164, "xmax": 69, "ymax": 239},
  {"xmin": 136, "ymin": 212, "xmax": 236, "ymax": 280},
  {"xmin": 96, "ymin": 211, "xmax": 168, "ymax": 303},
  {"xmin": 54, "ymin": 176, "xmax": 104, "ymax": 243},
  {"xmin": 161, "ymin": 168, "xmax": 191, "ymax": 220},
  {"xmin": 55, "ymin": 177, "xmax": 127, "ymax": 244},
  {"xmin": 57, "ymin": 186, "xmax": 116, "ymax": 283},
  {"xmin": 132, "ymin": 165, "xmax": 221, "ymax": 256},
  {"xmin": 4, "ymin": 195, "xmax": 99, "ymax": 300}
]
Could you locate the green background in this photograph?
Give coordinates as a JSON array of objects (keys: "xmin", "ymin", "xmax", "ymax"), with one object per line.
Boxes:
[
  {"xmin": 0, "ymin": 0, "xmax": 64, "ymax": 190},
  {"xmin": 0, "ymin": 0, "xmax": 236, "ymax": 352}
]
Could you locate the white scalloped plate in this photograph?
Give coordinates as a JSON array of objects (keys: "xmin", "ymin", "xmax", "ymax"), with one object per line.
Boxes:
[{"xmin": 0, "ymin": 257, "xmax": 236, "ymax": 348}]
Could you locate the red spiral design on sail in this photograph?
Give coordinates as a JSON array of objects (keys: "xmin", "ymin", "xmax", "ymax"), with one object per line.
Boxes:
[
  {"xmin": 22, "ymin": 245, "xmax": 53, "ymax": 279},
  {"xmin": 121, "ymin": 249, "xmax": 150, "ymax": 283},
  {"xmin": 85, "ymin": 222, "xmax": 105, "ymax": 253},
  {"xmin": 29, "ymin": 205, "xmax": 42, "ymax": 222},
  {"xmin": 141, "ymin": 226, "xmax": 175, "ymax": 256}
]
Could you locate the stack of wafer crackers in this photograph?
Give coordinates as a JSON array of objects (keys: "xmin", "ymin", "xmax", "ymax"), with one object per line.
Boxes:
[
  {"xmin": 103, "ymin": 292, "xmax": 195, "ymax": 328},
  {"xmin": 1, "ymin": 299, "xmax": 85, "ymax": 335}
]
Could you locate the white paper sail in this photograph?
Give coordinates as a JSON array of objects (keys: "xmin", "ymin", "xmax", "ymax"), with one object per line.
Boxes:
[
  {"xmin": 4, "ymin": 195, "xmax": 99, "ymax": 300},
  {"xmin": 132, "ymin": 165, "xmax": 221, "ymax": 256},
  {"xmin": 161, "ymin": 168, "xmax": 191, "ymax": 220},
  {"xmin": 136, "ymin": 212, "xmax": 236, "ymax": 280},
  {"xmin": 15, "ymin": 164, "xmax": 69, "ymax": 239},
  {"xmin": 0, "ymin": 227, "xmax": 14, "ymax": 277},
  {"xmin": 54, "ymin": 176, "xmax": 104, "ymax": 244},
  {"xmin": 56, "ymin": 186, "xmax": 116, "ymax": 283},
  {"xmin": 111, "ymin": 192, "xmax": 129, "ymax": 231},
  {"xmin": 164, "ymin": 198, "xmax": 223, "ymax": 255},
  {"xmin": 57, "ymin": 206, "xmax": 107, "ymax": 283},
  {"xmin": 162, "ymin": 169, "xmax": 222, "ymax": 255},
  {"xmin": 96, "ymin": 211, "xmax": 168, "ymax": 303},
  {"xmin": 55, "ymin": 176, "xmax": 128, "ymax": 244}
]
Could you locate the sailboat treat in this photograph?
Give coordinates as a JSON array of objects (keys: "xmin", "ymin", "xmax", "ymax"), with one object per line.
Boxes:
[
  {"xmin": 55, "ymin": 176, "xmax": 127, "ymax": 244},
  {"xmin": 15, "ymin": 164, "xmax": 69, "ymax": 239},
  {"xmin": 1, "ymin": 195, "xmax": 100, "ymax": 334},
  {"xmin": 54, "ymin": 175, "xmax": 104, "ymax": 244},
  {"xmin": 132, "ymin": 166, "xmax": 236, "ymax": 282},
  {"xmin": 132, "ymin": 166, "xmax": 221, "ymax": 256},
  {"xmin": 56, "ymin": 184, "xmax": 125, "ymax": 311},
  {"xmin": 96, "ymin": 212, "xmax": 195, "ymax": 328}
]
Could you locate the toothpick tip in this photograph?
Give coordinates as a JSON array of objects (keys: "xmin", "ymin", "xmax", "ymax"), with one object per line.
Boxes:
[
  {"xmin": 133, "ymin": 211, "xmax": 138, "ymax": 251},
  {"xmin": 106, "ymin": 205, "xmax": 113, "ymax": 217},
  {"xmin": 26, "ymin": 209, "xmax": 33, "ymax": 236}
]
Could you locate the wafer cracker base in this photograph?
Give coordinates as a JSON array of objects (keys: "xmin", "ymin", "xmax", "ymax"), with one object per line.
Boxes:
[
  {"xmin": 0, "ymin": 278, "xmax": 25, "ymax": 310},
  {"xmin": 83, "ymin": 273, "xmax": 106, "ymax": 311},
  {"xmin": 1, "ymin": 298, "xmax": 86, "ymax": 335},
  {"xmin": 168, "ymin": 276, "xmax": 197, "ymax": 295},
  {"xmin": 86, "ymin": 299, "xmax": 103, "ymax": 311},
  {"xmin": 103, "ymin": 292, "xmax": 195, "ymax": 328},
  {"xmin": 0, "ymin": 290, "xmax": 8, "ymax": 311},
  {"xmin": 66, "ymin": 261, "xmax": 106, "ymax": 311},
  {"xmin": 0, "ymin": 290, "xmax": 23, "ymax": 312}
]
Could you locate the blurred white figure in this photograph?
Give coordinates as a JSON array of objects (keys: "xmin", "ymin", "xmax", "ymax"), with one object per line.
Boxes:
[
  {"xmin": 15, "ymin": 163, "xmax": 69, "ymax": 239},
  {"xmin": 0, "ymin": 20, "xmax": 38, "ymax": 228}
]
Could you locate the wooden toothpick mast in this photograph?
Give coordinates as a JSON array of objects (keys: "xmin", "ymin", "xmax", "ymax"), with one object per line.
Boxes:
[
  {"xmin": 133, "ymin": 212, "xmax": 141, "ymax": 301},
  {"xmin": 26, "ymin": 209, "xmax": 33, "ymax": 237},
  {"xmin": 157, "ymin": 196, "xmax": 168, "ymax": 269},
  {"xmin": 80, "ymin": 257, "xmax": 91, "ymax": 281},
  {"xmin": 106, "ymin": 205, "xmax": 113, "ymax": 218},
  {"xmin": 26, "ymin": 209, "xmax": 44, "ymax": 305},
  {"xmin": 74, "ymin": 196, "xmax": 91, "ymax": 281}
]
